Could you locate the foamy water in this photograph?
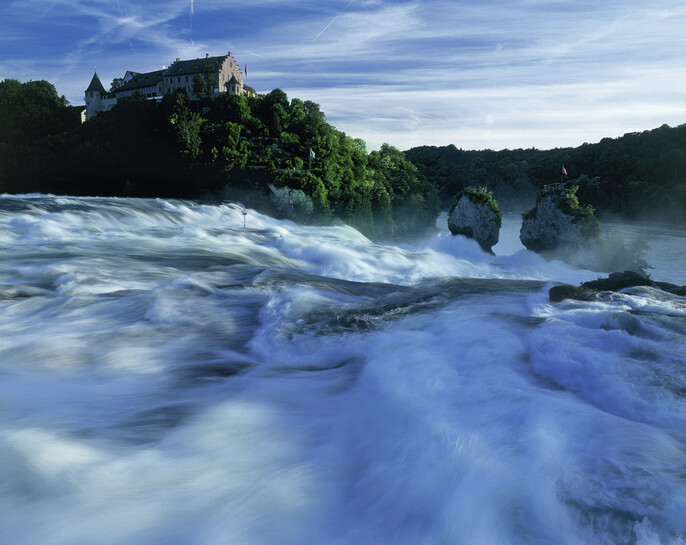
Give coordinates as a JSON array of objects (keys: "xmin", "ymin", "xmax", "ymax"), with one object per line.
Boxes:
[{"xmin": 1, "ymin": 195, "xmax": 685, "ymax": 544}]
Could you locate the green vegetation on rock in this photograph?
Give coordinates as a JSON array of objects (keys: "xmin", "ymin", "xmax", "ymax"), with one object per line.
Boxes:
[
  {"xmin": 557, "ymin": 185, "xmax": 601, "ymax": 238},
  {"xmin": 451, "ymin": 186, "xmax": 502, "ymax": 228},
  {"xmin": 522, "ymin": 185, "xmax": 599, "ymax": 237},
  {"xmin": 520, "ymin": 185, "xmax": 648, "ymax": 272}
]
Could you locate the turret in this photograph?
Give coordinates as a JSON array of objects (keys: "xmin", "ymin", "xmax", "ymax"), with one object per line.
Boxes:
[
  {"xmin": 84, "ymin": 72, "xmax": 106, "ymax": 121},
  {"xmin": 226, "ymin": 74, "xmax": 242, "ymax": 95}
]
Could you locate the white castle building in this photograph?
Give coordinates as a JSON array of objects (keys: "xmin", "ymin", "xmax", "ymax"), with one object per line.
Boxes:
[{"xmin": 85, "ymin": 51, "xmax": 245, "ymax": 121}]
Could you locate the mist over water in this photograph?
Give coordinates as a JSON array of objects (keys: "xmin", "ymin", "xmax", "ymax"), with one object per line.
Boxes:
[{"xmin": 1, "ymin": 195, "xmax": 685, "ymax": 545}]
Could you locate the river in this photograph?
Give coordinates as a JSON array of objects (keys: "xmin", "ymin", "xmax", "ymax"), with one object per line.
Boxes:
[{"xmin": 1, "ymin": 195, "xmax": 685, "ymax": 544}]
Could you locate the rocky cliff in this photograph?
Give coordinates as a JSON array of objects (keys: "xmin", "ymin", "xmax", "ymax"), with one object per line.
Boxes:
[
  {"xmin": 520, "ymin": 187, "xmax": 600, "ymax": 253},
  {"xmin": 448, "ymin": 187, "xmax": 501, "ymax": 253}
]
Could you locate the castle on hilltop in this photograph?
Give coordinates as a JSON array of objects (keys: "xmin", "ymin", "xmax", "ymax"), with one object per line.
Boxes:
[{"xmin": 85, "ymin": 51, "xmax": 246, "ymax": 121}]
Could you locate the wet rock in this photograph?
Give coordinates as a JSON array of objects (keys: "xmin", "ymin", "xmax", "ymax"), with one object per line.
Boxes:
[
  {"xmin": 520, "ymin": 187, "xmax": 600, "ymax": 253},
  {"xmin": 448, "ymin": 188, "xmax": 501, "ymax": 253},
  {"xmin": 549, "ymin": 271, "xmax": 686, "ymax": 302},
  {"xmin": 548, "ymin": 284, "xmax": 588, "ymax": 303},
  {"xmin": 582, "ymin": 270, "xmax": 654, "ymax": 292}
]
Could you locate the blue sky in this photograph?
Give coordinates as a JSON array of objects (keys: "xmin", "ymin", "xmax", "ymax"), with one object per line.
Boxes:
[{"xmin": 2, "ymin": 0, "xmax": 686, "ymax": 151}]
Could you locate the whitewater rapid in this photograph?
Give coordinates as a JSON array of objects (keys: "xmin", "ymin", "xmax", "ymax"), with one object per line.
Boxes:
[{"xmin": 1, "ymin": 195, "xmax": 685, "ymax": 545}]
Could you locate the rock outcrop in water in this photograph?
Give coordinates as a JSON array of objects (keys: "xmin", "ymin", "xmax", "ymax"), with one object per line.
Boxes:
[
  {"xmin": 549, "ymin": 270, "xmax": 686, "ymax": 302},
  {"xmin": 448, "ymin": 186, "xmax": 502, "ymax": 253},
  {"xmin": 520, "ymin": 185, "xmax": 600, "ymax": 253}
]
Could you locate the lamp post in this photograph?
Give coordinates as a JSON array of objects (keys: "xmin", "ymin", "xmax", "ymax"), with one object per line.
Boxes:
[{"xmin": 242, "ymin": 209, "xmax": 247, "ymax": 228}]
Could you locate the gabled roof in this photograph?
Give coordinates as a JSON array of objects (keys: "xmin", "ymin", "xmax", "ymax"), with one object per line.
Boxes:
[
  {"xmin": 164, "ymin": 55, "xmax": 227, "ymax": 77},
  {"xmin": 227, "ymin": 74, "xmax": 240, "ymax": 84},
  {"xmin": 122, "ymin": 71, "xmax": 141, "ymax": 83},
  {"xmin": 115, "ymin": 70, "xmax": 165, "ymax": 93},
  {"xmin": 86, "ymin": 72, "xmax": 106, "ymax": 93}
]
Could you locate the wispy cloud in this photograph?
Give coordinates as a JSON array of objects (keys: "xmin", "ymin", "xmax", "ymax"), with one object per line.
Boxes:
[{"xmin": 2, "ymin": 0, "xmax": 686, "ymax": 150}]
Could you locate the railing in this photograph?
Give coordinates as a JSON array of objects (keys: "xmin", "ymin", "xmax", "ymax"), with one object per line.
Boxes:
[{"xmin": 542, "ymin": 182, "xmax": 567, "ymax": 193}]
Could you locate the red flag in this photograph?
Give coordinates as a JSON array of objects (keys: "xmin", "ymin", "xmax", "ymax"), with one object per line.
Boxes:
[
  {"xmin": 562, "ymin": 165, "xmax": 568, "ymax": 176},
  {"xmin": 244, "ymin": 64, "xmax": 247, "ymax": 77}
]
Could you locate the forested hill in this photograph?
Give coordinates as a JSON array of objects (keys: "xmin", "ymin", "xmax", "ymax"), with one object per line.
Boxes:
[
  {"xmin": 0, "ymin": 79, "xmax": 438, "ymax": 238},
  {"xmin": 3, "ymin": 78, "xmax": 686, "ymax": 232},
  {"xmin": 405, "ymin": 124, "xmax": 686, "ymax": 221}
]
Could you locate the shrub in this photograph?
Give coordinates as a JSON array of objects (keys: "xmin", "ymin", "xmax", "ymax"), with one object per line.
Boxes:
[{"xmin": 558, "ymin": 186, "xmax": 601, "ymax": 238}]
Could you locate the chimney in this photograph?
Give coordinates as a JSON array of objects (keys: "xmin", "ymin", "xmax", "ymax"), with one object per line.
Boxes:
[{"xmin": 206, "ymin": 53, "xmax": 209, "ymax": 58}]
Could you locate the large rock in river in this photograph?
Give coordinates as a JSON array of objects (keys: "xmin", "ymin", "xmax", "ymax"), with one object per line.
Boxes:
[
  {"xmin": 549, "ymin": 270, "xmax": 686, "ymax": 302},
  {"xmin": 448, "ymin": 188, "xmax": 501, "ymax": 253},
  {"xmin": 520, "ymin": 187, "xmax": 600, "ymax": 253}
]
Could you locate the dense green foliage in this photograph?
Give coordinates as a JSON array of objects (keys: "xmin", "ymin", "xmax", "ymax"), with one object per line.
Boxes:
[
  {"xmin": 0, "ymin": 79, "xmax": 439, "ymax": 238},
  {"xmin": 451, "ymin": 186, "xmax": 502, "ymax": 228},
  {"xmin": 5, "ymin": 76, "xmax": 686, "ymax": 232},
  {"xmin": 0, "ymin": 79, "xmax": 78, "ymax": 194},
  {"xmin": 406, "ymin": 125, "xmax": 686, "ymax": 222},
  {"xmin": 558, "ymin": 186, "xmax": 598, "ymax": 226}
]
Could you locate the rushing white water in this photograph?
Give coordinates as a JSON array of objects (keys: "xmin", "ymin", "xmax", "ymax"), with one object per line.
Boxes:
[{"xmin": 1, "ymin": 195, "xmax": 685, "ymax": 545}]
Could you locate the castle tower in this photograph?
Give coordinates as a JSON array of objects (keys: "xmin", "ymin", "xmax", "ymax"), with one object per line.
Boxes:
[
  {"xmin": 226, "ymin": 73, "xmax": 242, "ymax": 95},
  {"xmin": 85, "ymin": 72, "xmax": 106, "ymax": 121}
]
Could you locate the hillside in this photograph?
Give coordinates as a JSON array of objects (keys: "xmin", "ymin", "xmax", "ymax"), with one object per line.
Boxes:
[
  {"xmin": 0, "ymin": 79, "xmax": 439, "ymax": 238},
  {"xmin": 405, "ymin": 125, "xmax": 686, "ymax": 221},
  {"xmin": 4, "ymin": 77, "xmax": 686, "ymax": 232}
]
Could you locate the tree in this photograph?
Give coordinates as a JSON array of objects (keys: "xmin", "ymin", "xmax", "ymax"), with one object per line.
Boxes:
[
  {"xmin": 192, "ymin": 59, "xmax": 221, "ymax": 99},
  {"xmin": 0, "ymin": 79, "xmax": 67, "ymax": 143},
  {"xmin": 168, "ymin": 91, "xmax": 204, "ymax": 159},
  {"xmin": 0, "ymin": 78, "xmax": 70, "ymax": 192},
  {"xmin": 110, "ymin": 78, "xmax": 123, "ymax": 91},
  {"xmin": 2, "ymin": 80, "xmax": 445, "ymax": 235}
]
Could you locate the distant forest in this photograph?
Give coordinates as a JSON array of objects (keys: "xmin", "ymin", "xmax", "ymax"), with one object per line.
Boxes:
[
  {"xmin": 406, "ymin": 125, "xmax": 686, "ymax": 221},
  {"xmin": 0, "ymin": 79, "xmax": 438, "ymax": 238},
  {"xmin": 2, "ymin": 78, "xmax": 686, "ymax": 234}
]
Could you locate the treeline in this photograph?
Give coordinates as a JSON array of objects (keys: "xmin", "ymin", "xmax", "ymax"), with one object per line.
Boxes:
[
  {"xmin": 405, "ymin": 125, "xmax": 686, "ymax": 221},
  {"xmin": 0, "ymin": 79, "xmax": 439, "ymax": 237},
  {"xmin": 5, "ymin": 77, "xmax": 685, "ymax": 230}
]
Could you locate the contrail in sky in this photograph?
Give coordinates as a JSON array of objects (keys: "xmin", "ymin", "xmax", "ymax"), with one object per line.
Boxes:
[
  {"xmin": 115, "ymin": 0, "xmax": 137, "ymax": 54},
  {"xmin": 313, "ymin": 0, "xmax": 356, "ymax": 41}
]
